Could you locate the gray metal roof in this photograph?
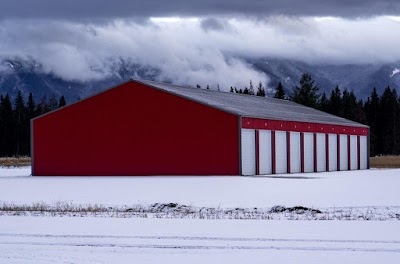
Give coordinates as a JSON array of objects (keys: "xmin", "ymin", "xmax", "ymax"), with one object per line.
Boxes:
[{"xmin": 136, "ymin": 79, "xmax": 368, "ymax": 128}]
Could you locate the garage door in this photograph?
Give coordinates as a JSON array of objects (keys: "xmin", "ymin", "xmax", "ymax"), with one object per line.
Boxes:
[
  {"xmin": 350, "ymin": 135, "xmax": 358, "ymax": 170},
  {"xmin": 328, "ymin": 134, "xmax": 338, "ymax": 171},
  {"xmin": 241, "ymin": 129, "xmax": 256, "ymax": 175},
  {"xmin": 303, "ymin": 132, "xmax": 314, "ymax": 172},
  {"xmin": 339, "ymin": 134, "xmax": 348, "ymax": 170},
  {"xmin": 359, "ymin": 136, "xmax": 368, "ymax": 169},
  {"xmin": 275, "ymin": 131, "xmax": 287, "ymax": 174},
  {"xmin": 290, "ymin": 132, "xmax": 301, "ymax": 173},
  {"xmin": 316, "ymin": 133, "xmax": 326, "ymax": 172},
  {"xmin": 259, "ymin": 130, "xmax": 272, "ymax": 175}
]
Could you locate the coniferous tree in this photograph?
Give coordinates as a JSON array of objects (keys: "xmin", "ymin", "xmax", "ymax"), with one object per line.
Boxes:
[
  {"xmin": 292, "ymin": 73, "xmax": 320, "ymax": 108},
  {"xmin": 36, "ymin": 95, "xmax": 50, "ymax": 116},
  {"xmin": 4, "ymin": 83, "xmax": 400, "ymax": 158},
  {"xmin": 27, "ymin": 93, "xmax": 36, "ymax": 120},
  {"xmin": 248, "ymin": 80, "xmax": 254, "ymax": 95},
  {"xmin": 230, "ymin": 87, "xmax": 234, "ymax": 93},
  {"xmin": 13, "ymin": 91, "xmax": 28, "ymax": 156},
  {"xmin": 327, "ymin": 85, "xmax": 342, "ymax": 116},
  {"xmin": 274, "ymin": 82, "xmax": 286, "ymax": 99},
  {"xmin": 379, "ymin": 87, "xmax": 400, "ymax": 154},
  {"xmin": 364, "ymin": 88, "xmax": 380, "ymax": 155},
  {"xmin": 0, "ymin": 94, "xmax": 14, "ymax": 156},
  {"xmin": 26, "ymin": 93, "xmax": 36, "ymax": 156},
  {"xmin": 48, "ymin": 95, "xmax": 58, "ymax": 111},
  {"xmin": 342, "ymin": 89, "xmax": 357, "ymax": 121},
  {"xmin": 318, "ymin": 92, "xmax": 329, "ymax": 112},
  {"xmin": 243, "ymin": 87, "xmax": 249, "ymax": 94},
  {"xmin": 256, "ymin": 81, "xmax": 266, "ymax": 97},
  {"xmin": 58, "ymin": 95, "xmax": 66, "ymax": 108},
  {"xmin": 355, "ymin": 99, "xmax": 366, "ymax": 124}
]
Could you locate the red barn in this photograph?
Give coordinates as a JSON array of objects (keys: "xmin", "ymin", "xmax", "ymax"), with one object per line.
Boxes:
[{"xmin": 31, "ymin": 79, "xmax": 369, "ymax": 176}]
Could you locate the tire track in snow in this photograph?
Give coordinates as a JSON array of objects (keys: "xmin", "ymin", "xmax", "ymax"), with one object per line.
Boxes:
[
  {"xmin": 2, "ymin": 241, "xmax": 400, "ymax": 253},
  {"xmin": 1, "ymin": 233, "xmax": 400, "ymax": 253},
  {"xmin": 1, "ymin": 233, "xmax": 400, "ymax": 244}
]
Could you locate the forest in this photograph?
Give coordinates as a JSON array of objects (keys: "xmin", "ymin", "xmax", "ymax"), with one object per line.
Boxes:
[
  {"xmin": 0, "ymin": 73, "xmax": 398, "ymax": 157},
  {"xmin": 0, "ymin": 92, "xmax": 66, "ymax": 157}
]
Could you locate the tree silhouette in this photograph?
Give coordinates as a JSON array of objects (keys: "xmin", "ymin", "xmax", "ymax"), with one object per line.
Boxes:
[{"xmin": 292, "ymin": 73, "xmax": 320, "ymax": 108}]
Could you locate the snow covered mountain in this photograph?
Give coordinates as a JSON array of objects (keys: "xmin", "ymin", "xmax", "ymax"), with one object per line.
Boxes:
[
  {"xmin": 250, "ymin": 58, "xmax": 400, "ymax": 99},
  {"xmin": 0, "ymin": 58, "xmax": 161, "ymax": 103},
  {"xmin": 0, "ymin": 57, "xmax": 399, "ymax": 103}
]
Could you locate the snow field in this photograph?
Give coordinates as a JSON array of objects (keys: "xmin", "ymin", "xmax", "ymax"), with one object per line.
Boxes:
[
  {"xmin": 1, "ymin": 167, "xmax": 400, "ymax": 263},
  {"xmin": 0, "ymin": 167, "xmax": 399, "ymax": 208},
  {"xmin": 1, "ymin": 217, "xmax": 400, "ymax": 264}
]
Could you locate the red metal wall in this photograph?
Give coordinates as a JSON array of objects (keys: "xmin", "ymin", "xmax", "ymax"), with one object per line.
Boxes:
[
  {"xmin": 32, "ymin": 81, "xmax": 240, "ymax": 176},
  {"xmin": 242, "ymin": 117, "xmax": 368, "ymax": 136}
]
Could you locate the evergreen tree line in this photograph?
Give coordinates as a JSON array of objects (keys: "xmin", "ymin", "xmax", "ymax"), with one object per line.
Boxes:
[
  {"xmin": 228, "ymin": 80, "xmax": 266, "ymax": 97},
  {"xmin": 1, "ymin": 74, "xmax": 399, "ymax": 157},
  {"xmin": 196, "ymin": 80, "xmax": 267, "ymax": 96},
  {"xmin": 0, "ymin": 91, "xmax": 66, "ymax": 157},
  {"xmin": 222, "ymin": 73, "xmax": 399, "ymax": 156},
  {"xmin": 284, "ymin": 73, "xmax": 400, "ymax": 157}
]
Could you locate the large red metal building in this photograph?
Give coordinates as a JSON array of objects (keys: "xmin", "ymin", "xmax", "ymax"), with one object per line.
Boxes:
[{"xmin": 31, "ymin": 79, "xmax": 369, "ymax": 176}]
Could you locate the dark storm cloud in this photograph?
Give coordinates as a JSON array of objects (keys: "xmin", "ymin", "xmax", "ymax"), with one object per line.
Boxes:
[
  {"xmin": 2, "ymin": 0, "xmax": 400, "ymax": 20},
  {"xmin": 1, "ymin": 1, "xmax": 400, "ymax": 89},
  {"xmin": 200, "ymin": 18, "xmax": 232, "ymax": 32}
]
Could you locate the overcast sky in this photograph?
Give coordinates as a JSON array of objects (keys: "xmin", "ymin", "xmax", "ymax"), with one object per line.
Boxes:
[{"xmin": 0, "ymin": 0, "xmax": 399, "ymax": 89}]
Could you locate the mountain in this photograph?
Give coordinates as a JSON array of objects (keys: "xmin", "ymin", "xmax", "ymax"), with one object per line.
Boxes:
[
  {"xmin": 249, "ymin": 58, "xmax": 400, "ymax": 99},
  {"xmin": 0, "ymin": 58, "xmax": 160, "ymax": 103},
  {"xmin": 0, "ymin": 57, "xmax": 399, "ymax": 103}
]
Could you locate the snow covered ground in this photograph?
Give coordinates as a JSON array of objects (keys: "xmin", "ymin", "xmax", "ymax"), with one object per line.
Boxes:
[
  {"xmin": 0, "ymin": 167, "xmax": 399, "ymax": 208},
  {"xmin": 1, "ymin": 216, "xmax": 400, "ymax": 264},
  {"xmin": 1, "ymin": 167, "xmax": 400, "ymax": 263}
]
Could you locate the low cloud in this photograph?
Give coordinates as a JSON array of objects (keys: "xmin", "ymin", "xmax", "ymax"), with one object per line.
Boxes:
[
  {"xmin": 1, "ymin": 16, "xmax": 400, "ymax": 90},
  {"xmin": 200, "ymin": 18, "xmax": 233, "ymax": 32}
]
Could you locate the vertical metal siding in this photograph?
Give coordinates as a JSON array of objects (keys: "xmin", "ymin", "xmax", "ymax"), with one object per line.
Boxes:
[
  {"xmin": 303, "ymin": 132, "xmax": 314, "ymax": 172},
  {"xmin": 290, "ymin": 132, "xmax": 301, "ymax": 173},
  {"xmin": 328, "ymin": 134, "xmax": 338, "ymax": 171},
  {"xmin": 350, "ymin": 135, "xmax": 358, "ymax": 170},
  {"xmin": 339, "ymin": 134, "xmax": 348, "ymax": 170},
  {"xmin": 33, "ymin": 82, "xmax": 240, "ymax": 176},
  {"xmin": 316, "ymin": 133, "xmax": 326, "ymax": 172},
  {"xmin": 259, "ymin": 130, "xmax": 272, "ymax": 175},
  {"xmin": 275, "ymin": 131, "xmax": 287, "ymax": 174},
  {"xmin": 241, "ymin": 129, "xmax": 256, "ymax": 175},
  {"xmin": 360, "ymin": 136, "xmax": 368, "ymax": 169}
]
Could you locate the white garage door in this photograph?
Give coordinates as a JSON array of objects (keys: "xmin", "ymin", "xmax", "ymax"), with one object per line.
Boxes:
[
  {"xmin": 328, "ymin": 134, "xmax": 338, "ymax": 171},
  {"xmin": 350, "ymin": 135, "xmax": 358, "ymax": 170},
  {"xmin": 275, "ymin": 131, "xmax": 287, "ymax": 174},
  {"xmin": 259, "ymin": 130, "xmax": 272, "ymax": 175},
  {"xmin": 241, "ymin": 129, "xmax": 256, "ymax": 175},
  {"xmin": 359, "ymin": 136, "xmax": 368, "ymax": 169},
  {"xmin": 290, "ymin": 132, "xmax": 301, "ymax": 173},
  {"xmin": 340, "ymin": 134, "xmax": 348, "ymax": 170},
  {"xmin": 303, "ymin": 132, "xmax": 314, "ymax": 172},
  {"xmin": 316, "ymin": 133, "xmax": 326, "ymax": 172}
]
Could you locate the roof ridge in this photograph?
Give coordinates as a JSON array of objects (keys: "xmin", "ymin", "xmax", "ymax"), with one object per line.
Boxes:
[{"xmin": 132, "ymin": 78, "xmax": 368, "ymax": 128}]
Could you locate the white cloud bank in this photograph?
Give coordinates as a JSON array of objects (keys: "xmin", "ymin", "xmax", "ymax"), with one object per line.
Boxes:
[{"xmin": 0, "ymin": 16, "xmax": 400, "ymax": 90}]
